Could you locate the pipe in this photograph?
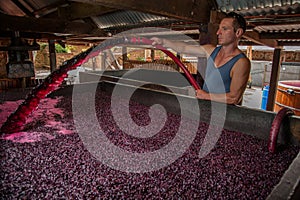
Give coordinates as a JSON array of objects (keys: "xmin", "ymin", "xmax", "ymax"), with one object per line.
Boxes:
[
  {"xmin": 268, "ymin": 107, "xmax": 294, "ymax": 153},
  {"xmin": 0, "ymin": 47, "xmax": 94, "ymax": 134},
  {"xmin": 128, "ymin": 37, "xmax": 200, "ymax": 90},
  {"xmin": 0, "ymin": 37, "xmax": 200, "ymax": 134}
]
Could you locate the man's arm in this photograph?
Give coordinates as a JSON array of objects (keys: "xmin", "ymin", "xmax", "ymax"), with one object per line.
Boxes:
[
  {"xmin": 196, "ymin": 57, "xmax": 251, "ymax": 104},
  {"xmin": 151, "ymin": 37, "xmax": 213, "ymax": 57}
]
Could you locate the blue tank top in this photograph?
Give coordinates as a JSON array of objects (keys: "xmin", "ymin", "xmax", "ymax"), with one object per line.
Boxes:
[{"xmin": 202, "ymin": 46, "xmax": 246, "ymax": 93}]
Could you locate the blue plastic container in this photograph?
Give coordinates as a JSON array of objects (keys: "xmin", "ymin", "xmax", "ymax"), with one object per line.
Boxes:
[{"xmin": 261, "ymin": 85, "xmax": 269, "ymax": 110}]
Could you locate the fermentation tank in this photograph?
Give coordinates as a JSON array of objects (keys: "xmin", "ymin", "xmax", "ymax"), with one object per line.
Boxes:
[{"xmin": 1, "ymin": 38, "xmax": 299, "ymax": 199}]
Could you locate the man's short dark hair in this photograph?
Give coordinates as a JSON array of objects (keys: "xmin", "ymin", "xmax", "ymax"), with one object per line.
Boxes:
[{"xmin": 225, "ymin": 12, "xmax": 247, "ymax": 33}]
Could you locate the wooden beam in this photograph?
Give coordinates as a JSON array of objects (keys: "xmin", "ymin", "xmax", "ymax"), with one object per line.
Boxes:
[
  {"xmin": 260, "ymin": 32, "xmax": 300, "ymax": 40},
  {"xmin": 242, "ymin": 31, "xmax": 278, "ymax": 48},
  {"xmin": 204, "ymin": 11, "xmax": 225, "ymax": 46},
  {"xmin": 32, "ymin": 0, "xmax": 67, "ymax": 17},
  {"xmin": 48, "ymin": 39, "xmax": 57, "ymax": 72},
  {"xmin": 57, "ymin": 2, "xmax": 117, "ymax": 20},
  {"xmin": 266, "ymin": 48, "xmax": 281, "ymax": 112},
  {"xmin": 278, "ymin": 41, "xmax": 300, "ymax": 46},
  {"xmin": 198, "ymin": 11, "xmax": 225, "ymax": 45},
  {"xmin": 0, "ymin": 12, "xmax": 106, "ymax": 36},
  {"xmin": 0, "ymin": 1, "xmax": 25, "ymax": 17},
  {"xmin": 245, "ymin": 19, "xmax": 300, "ymax": 27},
  {"xmin": 11, "ymin": 0, "xmax": 35, "ymax": 17},
  {"xmin": 0, "ymin": 31, "xmax": 66, "ymax": 40},
  {"xmin": 122, "ymin": 46, "xmax": 128, "ymax": 63},
  {"xmin": 70, "ymin": 0, "xmax": 212, "ymax": 23},
  {"xmin": 239, "ymin": 40, "xmax": 300, "ymax": 46}
]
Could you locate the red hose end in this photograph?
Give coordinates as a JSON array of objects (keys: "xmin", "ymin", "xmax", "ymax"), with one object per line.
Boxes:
[
  {"xmin": 268, "ymin": 144, "xmax": 275, "ymax": 154},
  {"xmin": 268, "ymin": 107, "xmax": 294, "ymax": 153}
]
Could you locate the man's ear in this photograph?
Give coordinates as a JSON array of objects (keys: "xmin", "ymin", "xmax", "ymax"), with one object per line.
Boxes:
[{"xmin": 236, "ymin": 28, "xmax": 244, "ymax": 37}]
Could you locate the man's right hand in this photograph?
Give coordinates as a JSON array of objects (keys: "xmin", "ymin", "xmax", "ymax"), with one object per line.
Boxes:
[{"xmin": 150, "ymin": 37, "xmax": 164, "ymax": 46}]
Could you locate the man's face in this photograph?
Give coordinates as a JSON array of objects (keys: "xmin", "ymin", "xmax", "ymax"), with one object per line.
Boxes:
[{"xmin": 216, "ymin": 18, "xmax": 237, "ymax": 45}]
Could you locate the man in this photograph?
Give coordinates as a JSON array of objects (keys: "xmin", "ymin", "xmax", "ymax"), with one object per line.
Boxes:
[{"xmin": 151, "ymin": 12, "xmax": 251, "ymax": 105}]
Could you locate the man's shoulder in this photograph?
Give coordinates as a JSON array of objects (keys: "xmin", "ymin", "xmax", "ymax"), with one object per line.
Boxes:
[
  {"xmin": 240, "ymin": 56, "xmax": 251, "ymax": 64},
  {"xmin": 233, "ymin": 57, "xmax": 251, "ymax": 72},
  {"xmin": 202, "ymin": 44, "xmax": 217, "ymax": 55}
]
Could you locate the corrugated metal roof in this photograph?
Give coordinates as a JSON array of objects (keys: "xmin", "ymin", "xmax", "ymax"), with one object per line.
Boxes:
[
  {"xmin": 216, "ymin": 0, "xmax": 300, "ymax": 13},
  {"xmin": 216, "ymin": 0, "xmax": 300, "ymax": 45},
  {"xmin": 92, "ymin": 10, "xmax": 178, "ymax": 32},
  {"xmin": 0, "ymin": 0, "xmax": 300, "ymax": 45}
]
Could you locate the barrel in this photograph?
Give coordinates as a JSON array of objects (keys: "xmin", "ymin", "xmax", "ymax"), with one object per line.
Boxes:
[{"xmin": 274, "ymin": 80, "xmax": 300, "ymax": 116}]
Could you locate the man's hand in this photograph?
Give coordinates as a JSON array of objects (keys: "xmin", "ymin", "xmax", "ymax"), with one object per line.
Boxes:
[
  {"xmin": 195, "ymin": 89, "xmax": 209, "ymax": 100},
  {"xmin": 150, "ymin": 37, "xmax": 164, "ymax": 46}
]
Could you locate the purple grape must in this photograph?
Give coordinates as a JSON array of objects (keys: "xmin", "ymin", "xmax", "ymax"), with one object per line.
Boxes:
[{"xmin": 0, "ymin": 90, "xmax": 299, "ymax": 199}]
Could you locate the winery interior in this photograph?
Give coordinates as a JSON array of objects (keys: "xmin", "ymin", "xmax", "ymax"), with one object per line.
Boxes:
[{"xmin": 0, "ymin": 0, "xmax": 300, "ymax": 199}]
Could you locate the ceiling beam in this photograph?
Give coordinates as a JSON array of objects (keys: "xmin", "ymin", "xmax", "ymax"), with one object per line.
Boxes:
[
  {"xmin": 0, "ymin": 31, "xmax": 66, "ymax": 40},
  {"xmin": 70, "ymin": 0, "xmax": 212, "ymax": 23},
  {"xmin": 32, "ymin": 0, "xmax": 67, "ymax": 17},
  {"xmin": 278, "ymin": 41, "xmax": 300, "ymax": 46},
  {"xmin": 0, "ymin": 12, "xmax": 106, "ymax": 36},
  {"xmin": 242, "ymin": 31, "xmax": 278, "ymax": 48},
  {"xmin": 55, "ymin": 2, "xmax": 117, "ymax": 20},
  {"xmin": 11, "ymin": 0, "xmax": 35, "ymax": 17},
  {"xmin": 260, "ymin": 32, "xmax": 300, "ymax": 40},
  {"xmin": 246, "ymin": 19, "xmax": 300, "ymax": 26}
]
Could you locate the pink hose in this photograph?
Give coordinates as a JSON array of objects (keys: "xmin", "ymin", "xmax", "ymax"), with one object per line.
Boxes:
[
  {"xmin": 130, "ymin": 38, "xmax": 200, "ymax": 90},
  {"xmin": 0, "ymin": 54, "xmax": 90, "ymax": 134},
  {"xmin": 0, "ymin": 37, "xmax": 200, "ymax": 134},
  {"xmin": 268, "ymin": 107, "xmax": 294, "ymax": 153}
]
